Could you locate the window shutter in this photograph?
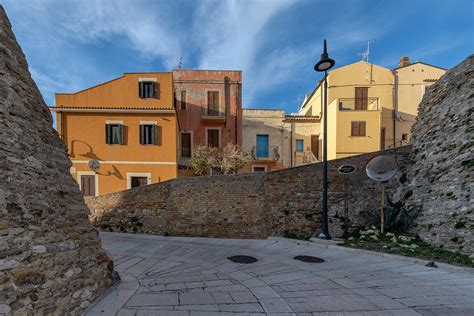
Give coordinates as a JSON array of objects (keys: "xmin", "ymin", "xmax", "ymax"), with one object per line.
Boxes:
[
  {"xmin": 151, "ymin": 125, "xmax": 157, "ymax": 145},
  {"xmin": 360, "ymin": 122, "xmax": 366, "ymax": 136},
  {"xmin": 118, "ymin": 124, "xmax": 124, "ymax": 144},
  {"xmin": 106, "ymin": 124, "xmax": 111, "ymax": 144},
  {"xmin": 140, "ymin": 125, "xmax": 145, "ymax": 144},
  {"xmin": 351, "ymin": 122, "xmax": 356, "ymax": 136},
  {"xmin": 152, "ymin": 82, "xmax": 157, "ymax": 98},
  {"xmin": 139, "ymin": 82, "xmax": 144, "ymax": 98}
]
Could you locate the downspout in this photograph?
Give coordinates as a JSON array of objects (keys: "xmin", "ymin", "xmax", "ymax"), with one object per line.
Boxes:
[{"xmin": 391, "ymin": 70, "xmax": 398, "ymax": 148}]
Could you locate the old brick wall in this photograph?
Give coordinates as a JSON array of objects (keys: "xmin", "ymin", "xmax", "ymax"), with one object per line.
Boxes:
[
  {"xmin": 87, "ymin": 147, "xmax": 412, "ymax": 239},
  {"xmin": 0, "ymin": 6, "xmax": 113, "ymax": 315}
]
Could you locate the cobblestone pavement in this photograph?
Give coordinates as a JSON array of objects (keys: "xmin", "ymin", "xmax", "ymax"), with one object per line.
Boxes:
[{"xmin": 84, "ymin": 232, "xmax": 474, "ymax": 316}]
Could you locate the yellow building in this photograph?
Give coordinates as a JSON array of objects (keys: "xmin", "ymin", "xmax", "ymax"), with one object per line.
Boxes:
[
  {"xmin": 51, "ymin": 72, "xmax": 178, "ymax": 196},
  {"xmin": 299, "ymin": 57, "xmax": 446, "ymax": 160}
]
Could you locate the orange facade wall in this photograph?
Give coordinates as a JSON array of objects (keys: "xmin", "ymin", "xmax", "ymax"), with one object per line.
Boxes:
[{"xmin": 56, "ymin": 73, "xmax": 173, "ymax": 109}]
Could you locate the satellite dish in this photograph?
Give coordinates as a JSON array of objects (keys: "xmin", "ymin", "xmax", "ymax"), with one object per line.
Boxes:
[
  {"xmin": 88, "ymin": 160, "xmax": 101, "ymax": 173},
  {"xmin": 365, "ymin": 155, "xmax": 398, "ymax": 182}
]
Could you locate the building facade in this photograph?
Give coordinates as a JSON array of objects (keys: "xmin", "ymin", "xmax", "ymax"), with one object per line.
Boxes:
[
  {"xmin": 172, "ymin": 70, "xmax": 242, "ymax": 176},
  {"xmin": 51, "ymin": 72, "xmax": 178, "ymax": 196},
  {"xmin": 242, "ymin": 109, "xmax": 320, "ymax": 172},
  {"xmin": 299, "ymin": 57, "xmax": 446, "ymax": 160}
]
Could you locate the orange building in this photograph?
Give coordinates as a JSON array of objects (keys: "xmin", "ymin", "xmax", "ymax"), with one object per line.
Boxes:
[
  {"xmin": 51, "ymin": 72, "xmax": 178, "ymax": 196},
  {"xmin": 173, "ymin": 70, "xmax": 242, "ymax": 175}
]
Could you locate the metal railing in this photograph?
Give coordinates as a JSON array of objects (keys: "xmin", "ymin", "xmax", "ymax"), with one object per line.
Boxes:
[
  {"xmin": 251, "ymin": 146, "xmax": 280, "ymax": 160},
  {"xmin": 338, "ymin": 97, "xmax": 379, "ymax": 111},
  {"xmin": 201, "ymin": 106, "xmax": 225, "ymax": 117}
]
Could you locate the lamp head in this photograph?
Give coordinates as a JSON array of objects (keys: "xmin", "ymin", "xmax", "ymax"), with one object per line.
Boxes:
[{"xmin": 314, "ymin": 39, "xmax": 335, "ymax": 72}]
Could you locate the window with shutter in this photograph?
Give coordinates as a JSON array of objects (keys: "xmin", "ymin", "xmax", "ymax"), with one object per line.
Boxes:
[
  {"xmin": 355, "ymin": 87, "xmax": 368, "ymax": 110},
  {"xmin": 207, "ymin": 129, "xmax": 220, "ymax": 147},
  {"xmin": 207, "ymin": 91, "xmax": 219, "ymax": 115},
  {"xmin": 140, "ymin": 124, "xmax": 156, "ymax": 145},
  {"xmin": 106, "ymin": 124, "xmax": 124, "ymax": 144},
  {"xmin": 139, "ymin": 81, "xmax": 156, "ymax": 98},
  {"xmin": 351, "ymin": 121, "xmax": 366, "ymax": 137},
  {"xmin": 181, "ymin": 133, "xmax": 191, "ymax": 157}
]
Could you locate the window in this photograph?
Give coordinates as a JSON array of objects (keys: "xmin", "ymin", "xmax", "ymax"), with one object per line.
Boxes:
[
  {"xmin": 181, "ymin": 132, "xmax": 191, "ymax": 158},
  {"xmin": 140, "ymin": 124, "xmax": 157, "ymax": 145},
  {"xmin": 355, "ymin": 87, "xmax": 368, "ymax": 110},
  {"xmin": 351, "ymin": 121, "xmax": 366, "ymax": 137},
  {"xmin": 80, "ymin": 175, "xmax": 95, "ymax": 196},
  {"xmin": 252, "ymin": 166, "xmax": 266, "ymax": 172},
  {"xmin": 256, "ymin": 134, "xmax": 269, "ymax": 158},
  {"xmin": 139, "ymin": 81, "xmax": 157, "ymax": 98},
  {"xmin": 106, "ymin": 124, "xmax": 124, "ymax": 144},
  {"xmin": 131, "ymin": 177, "xmax": 148, "ymax": 188},
  {"xmin": 207, "ymin": 129, "xmax": 220, "ymax": 147},
  {"xmin": 207, "ymin": 91, "xmax": 219, "ymax": 115},
  {"xmin": 296, "ymin": 139, "xmax": 304, "ymax": 152},
  {"xmin": 402, "ymin": 133, "xmax": 408, "ymax": 141},
  {"xmin": 180, "ymin": 90, "xmax": 187, "ymax": 110}
]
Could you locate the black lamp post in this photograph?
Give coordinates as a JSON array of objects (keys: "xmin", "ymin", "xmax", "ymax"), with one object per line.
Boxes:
[{"xmin": 313, "ymin": 39, "xmax": 335, "ymax": 240}]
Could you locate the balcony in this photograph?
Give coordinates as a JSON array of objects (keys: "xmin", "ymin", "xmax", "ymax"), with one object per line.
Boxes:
[
  {"xmin": 201, "ymin": 106, "xmax": 225, "ymax": 122},
  {"xmin": 251, "ymin": 146, "xmax": 280, "ymax": 161},
  {"xmin": 338, "ymin": 97, "xmax": 379, "ymax": 111}
]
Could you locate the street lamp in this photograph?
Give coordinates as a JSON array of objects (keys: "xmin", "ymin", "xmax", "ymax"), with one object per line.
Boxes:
[{"xmin": 313, "ymin": 39, "xmax": 335, "ymax": 240}]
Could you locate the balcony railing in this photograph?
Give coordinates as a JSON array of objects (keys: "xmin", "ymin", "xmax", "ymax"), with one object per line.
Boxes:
[
  {"xmin": 338, "ymin": 97, "xmax": 379, "ymax": 111},
  {"xmin": 251, "ymin": 146, "xmax": 280, "ymax": 161},
  {"xmin": 201, "ymin": 106, "xmax": 225, "ymax": 118}
]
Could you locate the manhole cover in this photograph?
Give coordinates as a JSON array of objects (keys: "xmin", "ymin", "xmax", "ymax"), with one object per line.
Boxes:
[
  {"xmin": 227, "ymin": 255, "xmax": 258, "ymax": 264},
  {"xmin": 294, "ymin": 255, "xmax": 325, "ymax": 263}
]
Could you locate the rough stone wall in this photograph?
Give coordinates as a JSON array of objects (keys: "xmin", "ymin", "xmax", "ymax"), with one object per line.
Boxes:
[
  {"xmin": 0, "ymin": 6, "xmax": 114, "ymax": 315},
  {"xmin": 87, "ymin": 147, "xmax": 412, "ymax": 239},
  {"xmin": 401, "ymin": 55, "xmax": 473, "ymax": 254}
]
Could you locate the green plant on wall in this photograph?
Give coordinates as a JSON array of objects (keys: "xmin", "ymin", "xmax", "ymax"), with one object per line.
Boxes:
[{"xmin": 378, "ymin": 193, "xmax": 410, "ymax": 231}]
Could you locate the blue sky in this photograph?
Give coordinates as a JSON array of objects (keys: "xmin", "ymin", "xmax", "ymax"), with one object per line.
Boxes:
[{"xmin": 2, "ymin": 0, "xmax": 473, "ymax": 114}]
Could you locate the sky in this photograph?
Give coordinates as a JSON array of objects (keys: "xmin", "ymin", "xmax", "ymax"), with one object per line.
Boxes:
[{"xmin": 2, "ymin": 0, "xmax": 473, "ymax": 115}]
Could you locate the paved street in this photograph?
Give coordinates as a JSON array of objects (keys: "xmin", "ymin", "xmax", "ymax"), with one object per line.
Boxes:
[{"xmin": 84, "ymin": 232, "xmax": 474, "ymax": 316}]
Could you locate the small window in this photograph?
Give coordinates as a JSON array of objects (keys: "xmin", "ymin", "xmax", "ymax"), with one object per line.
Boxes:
[
  {"xmin": 402, "ymin": 133, "xmax": 408, "ymax": 141},
  {"xmin": 296, "ymin": 139, "xmax": 304, "ymax": 152},
  {"xmin": 181, "ymin": 132, "xmax": 191, "ymax": 158},
  {"xmin": 106, "ymin": 124, "xmax": 124, "ymax": 144},
  {"xmin": 351, "ymin": 121, "xmax": 366, "ymax": 137},
  {"xmin": 180, "ymin": 90, "xmax": 187, "ymax": 110},
  {"xmin": 131, "ymin": 177, "xmax": 148, "ymax": 188},
  {"xmin": 140, "ymin": 124, "xmax": 157, "ymax": 145},
  {"xmin": 252, "ymin": 166, "xmax": 266, "ymax": 172},
  {"xmin": 139, "ymin": 81, "xmax": 157, "ymax": 98}
]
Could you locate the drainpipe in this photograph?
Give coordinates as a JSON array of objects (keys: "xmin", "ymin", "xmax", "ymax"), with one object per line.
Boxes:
[
  {"xmin": 290, "ymin": 121, "xmax": 295, "ymax": 167},
  {"xmin": 391, "ymin": 70, "xmax": 398, "ymax": 148}
]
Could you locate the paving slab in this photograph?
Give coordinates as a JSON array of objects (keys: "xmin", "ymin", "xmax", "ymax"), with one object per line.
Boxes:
[{"xmin": 83, "ymin": 232, "xmax": 474, "ymax": 315}]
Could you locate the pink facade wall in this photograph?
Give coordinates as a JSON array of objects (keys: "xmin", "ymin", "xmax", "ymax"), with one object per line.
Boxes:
[{"xmin": 173, "ymin": 70, "xmax": 243, "ymax": 161}]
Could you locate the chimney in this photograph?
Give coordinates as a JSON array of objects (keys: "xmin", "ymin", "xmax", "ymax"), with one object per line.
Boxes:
[{"xmin": 398, "ymin": 56, "xmax": 411, "ymax": 67}]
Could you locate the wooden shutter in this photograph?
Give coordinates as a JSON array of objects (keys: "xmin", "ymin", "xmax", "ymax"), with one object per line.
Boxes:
[
  {"xmin": 351, "ymin": 122, "xmax": 358, "ymax": 136},
  {"xmin": 139, "ymin": 125, "xmax": 145, "ymax": 144},
  {"xmin": 106, "ymin": 124, "xmax": 111, "ymax": 144},
  {"xmin": 355, "ymin": 87, "xmax": 368, "ymax": 110},
  {"xmin": 359, "ymin": 121, "xmax": 366, "ymax": 136},
  {"xmin": 139, "ymin": 82, "xmax": 144, "ymax": 98},
  {"xmin": 181, "ymin": 133, "xmax": 191, "ymax": 157},
  {"xmin": 118, "ymin": 124, "xmax": 124, "ymax": 144},
  {"xmin": 151, "ymin": 125, "xmax": 157, "ymax": 145},
  {"xmin": 152, "ymin": 82, "xmax": 157, "ymax": 98},
  {"xmin": 81, "ymin": 175, "xmax": 95, "ymax": 196},
  {"xmin": 181, "ymin": 91, "xmax": 186, "ymax": 110}
]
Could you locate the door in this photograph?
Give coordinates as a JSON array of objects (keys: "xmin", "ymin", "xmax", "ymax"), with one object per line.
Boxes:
[
  {"xmin": 311, "ymin": 135, "xmax": 319, "ymax": 160},
  {"xmin": 207, "ymin": 129, "xmax": 220, "ymax": 147},
  {"xmin": 81, "ymin": 175, "xmax": 95, "ymax": 196},
  {"xmin": 256, "ymin": 134, "xmax": 269, "ymax": 158},
  {"xmin": 131, "ymin": 177, "xmax": 148, "ymax": 188},
  {"xmin": 207, "ymin": 91, "xmax": 219, "ymax": 115},
  {"xmin": 355, "ymin": 87, "xmax": 368, "ymax": 110}
]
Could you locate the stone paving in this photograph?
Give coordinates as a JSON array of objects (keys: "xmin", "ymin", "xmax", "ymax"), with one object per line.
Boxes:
[{"xmin": 84, "ymin": 232, "xmax": 474, "ymax": 315}]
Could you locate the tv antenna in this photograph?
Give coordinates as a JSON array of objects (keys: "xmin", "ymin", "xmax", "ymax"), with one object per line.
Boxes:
[
  {"xmin": 176, "ymin": 57, "xmax": 183, "ymax": 69},
  {"xmin": 365, "ymin": 155, "xmax": 399, "ymax": 233},
  {"xmin": 359, "ymin": 39, "xmax": 375, "ymax": 63}
]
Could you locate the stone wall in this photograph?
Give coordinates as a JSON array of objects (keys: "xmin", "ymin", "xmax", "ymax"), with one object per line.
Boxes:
[
  {"xmin": 0, "ymin": 6, "xmax": 114, "ymax": 315},
  {"xmin": 400, "ymin": 55, "xmax": 473, "ymax": 254},
  {"xmin": 87, "ymin": 146, "xmax": 412, "ymax": 240}
]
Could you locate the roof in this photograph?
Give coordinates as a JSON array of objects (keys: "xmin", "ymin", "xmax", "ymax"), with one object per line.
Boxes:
[
  {"xmin": 394, "ymin": 61, "xmax": 446, "ymax": 71},
  {"xmin": 49, "ymin": 106, "xmax": 175, "ymax": 113},
  {"xmin": 283, "ymin": 115, "xmax": 320, "ymax": 122}
]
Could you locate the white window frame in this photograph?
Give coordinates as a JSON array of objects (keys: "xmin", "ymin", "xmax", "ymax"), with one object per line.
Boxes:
[
  {"xmin": 127, "ymin": 172, "xmax": 152, "ymax": 189},
  {"xmin": 205, "ymin": 127, "xmax": 221, "ymax": 147},
  {"xmin": 179, "ymin": 130, "xmax": 193, "ymax": 158},
  {"xmin": 252, "ymin": 165, "xmax": 267, "ymax": 172},
  {"xmin": 77, "ymin": 171, "xmax": 99, "ymax": 196}
]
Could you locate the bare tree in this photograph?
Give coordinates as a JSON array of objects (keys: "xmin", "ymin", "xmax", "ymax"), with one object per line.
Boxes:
[{"xmin": 190, "ymin": 144, "xmax": 251, "ymax": 176}]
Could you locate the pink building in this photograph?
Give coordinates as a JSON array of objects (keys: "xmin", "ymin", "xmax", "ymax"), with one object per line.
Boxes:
[{"xmin": 172, "ymin": 70, "xmax": 243, "ymax": 175}]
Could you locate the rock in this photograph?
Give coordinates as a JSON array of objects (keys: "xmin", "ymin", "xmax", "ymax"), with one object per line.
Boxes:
[
  {"xmin": 369, "ymin": 235, "xmax": 379, "ymax": 241},
  {"xmin": 0, "ymin": 5, "xmax": 114, "ymax": 314},
  {"xmin": 399, "ymin": 235, "xmax": 412, "ymax": 242}
]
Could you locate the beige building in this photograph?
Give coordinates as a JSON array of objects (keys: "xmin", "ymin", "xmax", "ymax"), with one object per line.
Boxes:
[
  {"xmin": 242, "ymin": 109, "xmax": 320, "ymax": 172},
  {"xmin": 299, "ymin": 57, "xmax": 446, "ymax": 160}
]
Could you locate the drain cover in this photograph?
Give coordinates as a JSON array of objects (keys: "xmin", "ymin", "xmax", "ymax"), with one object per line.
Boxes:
[
  {"xmin": 294, "ymin": 255, "xmax": 325, "ymax": 263},
  {"xmin": 228, "ymin": 255, "xmax": 258, "ymax": 264}
]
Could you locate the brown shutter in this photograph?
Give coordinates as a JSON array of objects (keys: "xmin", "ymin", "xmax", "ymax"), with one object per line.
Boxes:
[
  {"xmin": 81, "ymin": 175, "xmax": 95, "ymax": 196},
  {"xmin": 351, "ymin": 122, "xmax": 357, "ymax": 136},
  {"xmin": 360, "ymin": 122, "xmax": 366, "ymax": 136},
  {"xmin": 355, "ymin": 87, "xmax": 368, "ymax": 110},
  {"xmin": 181, "ymin": 90, "xmax": 186, "ymax": 110}
]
